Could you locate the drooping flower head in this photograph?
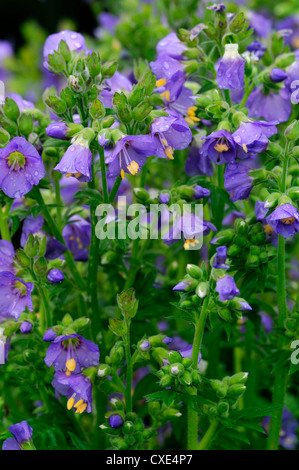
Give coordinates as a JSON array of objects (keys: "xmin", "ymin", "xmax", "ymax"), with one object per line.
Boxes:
[
  {"xmin": 105, "ymin": 134, "xmax": 156, "ymax": 179},
  {"xmin": 201, "ymin": 130, "xmax": 236, "ymax": 165},
  {"xmin": 233, "ymin": 120, "xmax": 278, "ymax": 158},
  {"xmin": 62, "ymin": 215, "xmax": 91, "ymax": 261},
  {"xmin": 224, "ymin": 162, "xmax": 253, "ymax": 202},
  {"xmin": 151, "ymin": 115, "xmax": 192, "ymax": 160},
  {"xmin": 54, "ymin": 130, "xmax": 94, "ymax": 182},
  {"xmin": 163, "ymin": 212, "xmax": 216, "ymax": 249},
  {"xmin": 255, "ymin": 200, "xmax": 278, "ymax": 246},
  {"xmin": 156, "ymin": 33, "xmax": 187, "ymax": 60},
  {"xmin": 216, "ymin": 275, "xmax": 239, "ymax": 301},
  {"xmin": 52, "ymin": 371, "xmax": 93, "ymax": 414},
  {"xmin": 0, "ymin": 272, "xmax": 33, "ymax": 320},
  {"xmin": 217, "ymin": 44, "xmax": 245, "ymax": 90},
  {"xmin": 213, "ymin": 246, "xmax": 230, "ymax": 269},
  {"xmin": 266, "ymin": 204, "xmax": 299, "ymax": 238},
  {"xmin": 2, "ymin": 421, "xmax": 34, "ymax": 451},
  {"xmin": 0, "ymin": 137, "xmax": 46, "ymax": 198},
  {"xmin": 47, "ymin": 268, "xmax": 64, "ymax": 283},
  {"xmin": 44, "ymin": 333, "xmax": 99, "ymax": 374},
  {"xmin": 20, "ymin": 215, "xmax": 44, "ymax": 247},
  {"xmin": 20, "ymin": 321, "xmax": 33, "ymax": 334},
  {"xmin": 246, "ymin": 87, "xmax": 291, "ymax": 123}
]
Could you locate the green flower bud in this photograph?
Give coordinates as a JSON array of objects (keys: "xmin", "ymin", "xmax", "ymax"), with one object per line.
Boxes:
[
  {"xmin": 186, "ymin": 264, "xmax": 202, "ymax": 280},
  {"xmin": 168, "ymin": 351, "xmax": 182, "ymax": 364},
  {"xmin": 62, "ymin": 313, "xmax": 73, "ymax": 327},
  {"xmin": 217, "ymin": 400, "xmax": 230, "ymax": 414},
  {"xmin": 228, "ymin": 383, "xmax": 246, "ymax": 398},
  {"xmin": 196, "ymin": 281, "xmax": 209, "ymax": 298},
  {"xmin": 275, "ymin": 53, "xmax": 295, "ymax": 68},
  {"xmin": 110, "ymin": 397, "xmax": 125, "ymax": 410},
  {"xmin": 229, "ymin": 372, "xmax": 248, "ymax": 385},
  {"xmin": 218, "ymin": 307, "xmax": 232, "ymax": 322},
  {"xmin": 45, "ymin": 96, "xmax": 67, "ymax": 115},
  {"xmin": 123, "ymin": 421, "xmax": 135, "ymax": 435},
  {"xmin": 211, "ymin": 229, "xmax": 234, "ymax": 245},
  {"xmin": 18, "ymin": 114, "xmax": 33, "ymax": 136},
  {"xmin": 102, "ymin": 60, "xmax": 118, "ymax": 78},
  {"xmin": 34, "ymin": 257, "xmax": 47, "ymax": 275},
  {"xmin": 182, "ymin": 357, "xmax": 192, "ymax": 368},
  {"xmin": 0, "ymin": 127, "xmax": 10, "ymax": 147},
  {"xmin": 89, "ymin": 99, "xmax": 105, "ymax": 119},
  {"xmin": 139, "ymin": 71, "xmax": 156, "ymax": 95},
  {"xmin": 152, "ymin": 347, "xmax": 169, "ymax": 366},
  {"xmin": 170, "ymin": 362, "xmax": 184, "ymax": 377},
  {"xmin": 72, "ymin": 317, "xmax": 90, "ymax": 330},
  {"xmin": 160, "ymin": 374, "xmax": 173, "ymax": 387},
  {"xmin": 191, "ymin": 369, "xmax": 202, "ymax": 385},
  {"xmin": 3, "ymin": 97, "xmax": 20, "ymax": 121},
  {"xmin": 278, "ymin": 195, "xmax": 293, "ymax": 206},
  {"xmin": 24, "ymin": 234, "xmax": 39, "ymax": 258},
  {"xmin": 15, "ymin": 249, "xmax": 30, "ymax": 268},
  {"xmin": 180, "ymin": 370, "xmax": 192, "ymax": 386},
  {"xmin": 117, "ymin": 288, "xmax": 138, "ymax": 318},
  {"xmin": 133, "ymin": 187, "xmax": 150, "ymax": 203},
  {"xmin": 132, "ymin": 101, "xmax": 152, "ymax": 121},
  {"xmin": 97, "ymin": 364, "xmax": 111, "ymax": 378},
  {"xmin": 86, "ymin": 52, "xmax": 101, "ymax": 78},
  {"xmin": 101, "ymin": 251, "xmax": 116, "ymax": 265},
  {"xmin": 285, "ymin": 119, "xmax": 299, "ymax": 141},
  {"xmin": 267, "ymin": 142, "xmax": 282, "ymax": 157}
]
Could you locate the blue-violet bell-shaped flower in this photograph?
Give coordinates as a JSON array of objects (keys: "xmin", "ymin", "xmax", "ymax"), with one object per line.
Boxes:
[
  {"xmin": 216, "ymin": 275, "xmax": 240, "ymax": 301},
  {"xmin": 2, "ymin": 421, "xmax": 34, "ymax": 450},
  {"xmin": 217, "ymin": 44, "xmax": 245, "ymax": 90},
  {"xmin": 266, "ymin": 204, "xmax": 299, "ymax": 238}
]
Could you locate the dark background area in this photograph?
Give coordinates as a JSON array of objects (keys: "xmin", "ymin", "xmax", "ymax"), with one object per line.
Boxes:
[{"xmin": 1, "ymin": 0, "xmax": 97, "ymax": 47}]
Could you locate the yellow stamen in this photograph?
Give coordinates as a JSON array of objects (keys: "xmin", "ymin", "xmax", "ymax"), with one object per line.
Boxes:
[
  {"xmin": 214, "ymin": 143, "xmax": 230, "ymax": 152},
  {"xmin": 65, "ymin": 173, "xmax": 73, "ymax": 178},
  {"xmin": 74, "ymin": 172, "xmax": 82, "ymax": 179},
  {"xmin": 183, "ymin": 238, "xmax": 199, "ymax": 250},
  {"xmin": 242, "ymin": 144, "xmax": 248, "ymax": 153},
  {"xmin": 130, "ymin": 160, "xmax": 139, "ymax": 172},
  {"xmin": 74, "ymin": 399, "xmax": 84, "ymax": 408},
  {"xmin": 281, "ymin": 216, "xmax": 295, "ymax": 225},
  {"xmin": 66, "ymin": 358, "xmax": 76, "ymax": 372},
  {"xmin": 67, "ymin": 397, "xmax": 75, "ymax": 410},
  {"xmin": 120, "ymin": 169, "xmax": 125, "ymax": 180},
  {"xmin": 185, "ymin": 116, "xmax": 200, "ymax": 126},
  {"xmin": 164, "ymin": 146, "xmax": 174, "ymax": 160},
  {"xmin": 156, "ymin": 78, "xmax": 167, "ymax": 87},
  {"xmin": 188, "ymin": 106, "xmax": 197, "ymax": 112},
  {"xmin": 264, "ymin": 224, "xmax": 274, "ymax": 235},
  {"xmin": 160, "ymin": 90, "xmax": 171, "ymax": 102},
  {"xmin": 161, "ymin": 138, "xmax": 168, "ymax": 146},
  {"xmin": 75, "ymin": 403, "xmax": 87, "ymax": 414}
]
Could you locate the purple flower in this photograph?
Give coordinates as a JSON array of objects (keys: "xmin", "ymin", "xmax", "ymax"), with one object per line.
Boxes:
[
  {"xmin": 270, "ymin": 68, "xmax": 288, "ymax": 83},
  {"xmin": 0, "ymin": 137, "xmax": 46, "ymax": 198},
  {"xmin": 157, "ymin": 71, "xmax": 196, "ymax": 122},
  {"xmin": 54, "ymin": 139, "xmax": 92, "ymax": 182},
  {"xmin": 163, "ymin": 212, "xmax": 216, "ymax": 249},
  {"xmin": 259, "ymin": 312, "xmax": 273, "ymax": 334},
  {"xmin": 151, "ymin": 115, "xmax": 192, "ymax": 160},
  {"xmin": 173, "ymin": 281, "xmax": 189, "ymax": 291},
  {"xmin": 150, "ymin": 53, "xmax": 184, "ymax": 80},
  {"xmin": 20, "ymin": 321, "xmax": 33, "ymax": 334},
  {"xmin": 246, "ymin": 40, "xmax": 266, "ymax": 61},
  {"xmin": 43, "ymin": 328, "xmax": 57, "ymax": 342},
  {"xmin": 20, "ymin": 215, "xmax": 44, "ymax": 247},
  {"xmin": 233, "ymin": 120, "xmax": 278, "ymax": 157},
  {"xmin": 246, "ymin": 86, "xmax": 291, "ymax": 123},
  {"xmin": 44, "ymin": 333, "xmax": 99, "ymax": 373},
  {"xmin": 0, "ymin": 272, "xmax": 33, "ymax": 319},
  {"xmin": 216, "ymin": 275, "xmax": 239, "ymax": 301},
  {"xmin": 156, "ymin": 33, "xmax": 187, "ymax": 60},
  {"xmin": 52, "ymin": 371, "xmax": 93, "ymax": 413},
  {"xmin": 217, "ymin": 44, "xmax": 245, "ymax": 90},
  {"xmin": 223, "ymin": 210, "xmax": 245, "ymax": 226},
  {"xmin": 7, "ymin": 93, "xmax": 35, "ymax": 112},
  {"xmin": 46, "ymin": 122, "xmax": 69, "ymax": 140},
  {"xmin": 266, "ymin": 204, "xmax": 299, "ymax": 238},
  {"xmin": 2, "ymin": 421, "xmax": 33, "ymax": 450},
  {"xmin": 105, "ymin": 135, "xmax": 156, "ymax": 178},
  {"xmin": 207, "ymin": 3, "xmax": 226, "ymax": 11},
  {"xmin": 98, "ymin": 13, "xmax": 119, "ymax": 33},
  {"xmin": 109, "ymin": 414, "xmax": 123, "ymax": 428},
  {"xmin": 185, "ymin": 146, "xmax": 214, "ymax": 177},
  {"xmin": 248, "ymin": 11, "xmax": 272, "ymax": 38},
  {"xmin": 100, "ymin": 72, "xmax": 132, "ymax": 108},
  {"xmin": 159, "ymin": 192, "xmax": 170, "ymax": 204},
  {"xmin": 201, "ymin": 130, "xmax": 236, "ymax": 165},
  {"xmin": 59, "ymin": 174, "xmax": 81, "ymax": 204},
  {"xmin": 224, "ymin": 162, "xmax": 253, "ymax": 202},
  {"xmin": 0, "ymin": 240, "xmax": 15, "ymax": 273},
  {"xmin": 193, "ymin": 185, "xmax": 210, "ymax": 199},
  {"xmin": 255, "ymin": 200, "xmax": 278, "ymax": 246},
  {"xmin": 179, "ymin": 345, "xmax": 201, "ymax": 364},
  {"xmin": 213, "ymin": 246, "xmax": 230, "ymax": 269},
  {"xmin": 47, "ymin": 268, "xmax": 64, "ymax": 283},
  {"xmin": 43, "ymin": 31, "xmax": 88, "ymax": 69},
  {"xmin": 62, "ymin": 215, "xmax": 91, "ymax": 261}
]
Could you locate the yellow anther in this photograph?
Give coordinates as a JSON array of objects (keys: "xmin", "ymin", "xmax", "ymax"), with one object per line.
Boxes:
[
  {"xmin": 187, "ymin": 110, "xmax": 196, "ymax": 117},
  {"xmin": 242, "ymin": 144, "xmax": 248, "ymax": 153},
  {"xmin": 66, "ymin": 358, "xmax": 76, "ymax": 372},
  {"xmin": 65, "ymin": 172, "xmax": 82, "ymax": 179},
  {"xmin": 67, "ymin": 397, "xmax": 75, "ymax": 410},
  {"xmin": 188, "ymin": 106, "xmax": 197, "ymax": 112},
  {"xmin": 130, "ymin": 160, "xmax": 139, "ymax": 172},
  {"xmin": 156, "ymin": 78, "xmax": 167, "ymax": 87},
  {"xmin": 65, "ymin": 173, "xmax": 73, "ymax": 178},
  {"xmin": 185, "ymin": 116, "xmax": 200, "ymax": 126},
  {"xmin": 164, "ymin": 146, "xmax": 174, "ymax": 160},
  {"xmin": 75, "ymin": 403, "xmax": 87, "ymax": 414},
  {"xmin": 69, "ymin": 236, "xmax": 75, "ymax": 240},
  {"xmin": 161, "ymin": 138, "xmax": 168, "ymax": 147},
  {"xmin": 120, "ymin": 169, "xmax": 125, "ymax": 180},
  {"xmin": 264, "ymin": 224, "xmax": 274, "ymax": 235},
  {"xmin": 160, "ymin": 90, "xmax": 171, "ymax": 102},
  {"xmin": 74, "ymin": 172, "xmax": 82, "ymax": 179},
  {"xmin": 74, "ymin": 399, "xmax": 84, "ymax": 408},
  {"xmin": 183, "ymin": 238, "xmax": 199, "ymax": 250},
  {"xmin": 281, "ymin": 216, "xmax": 295, "ymax": 225},
  {"xmin": 214, "ymin": 143, "xmax": 230, "ymax": 152}
]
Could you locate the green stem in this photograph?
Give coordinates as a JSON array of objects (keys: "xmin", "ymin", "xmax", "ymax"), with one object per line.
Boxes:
[
  {"xmin": 125, "ymin": 319, "xmax": 133, "ymax": 413},
  {"xmin": 197, "ymin": 419, "xmax": 218, "ymax": 450},
  {"xmin": 53, "ymin": 171, "xmax": 62, "ymax": 231},
  {"xmin": 239, "ymin": 82, "xmax": 255, "ymax": 109},
  {"xmin": 109, "ymin": 176, "xmax": 122, "ymax": 203},
  {"xmin": 0, "ymin": 204, "xmax": 12, "ymax": 241},
  {"xmin": 98, "ymin": 144, "xmax": 109, "ymax": 203},
  {"xmin": 31, "ymin": 187, "xmax": 85, "ymax": 291},
  {"xmin": 187, "ymin": 296, "xmax": 210, "ymax": 450},
  {"xmin": 267, "ymin": 144, "xmax": 289, "ymax": 450},
  {"xmin": 38, "ymin": 286, "xmax": 52, "ymax": 334}
]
